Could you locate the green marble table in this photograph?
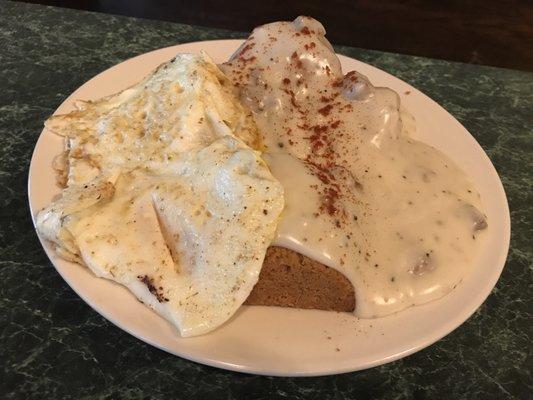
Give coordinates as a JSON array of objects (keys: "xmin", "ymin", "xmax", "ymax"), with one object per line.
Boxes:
[{"xmin": 1, "ymin": 1, "xmax": 531, "ymax": 398}]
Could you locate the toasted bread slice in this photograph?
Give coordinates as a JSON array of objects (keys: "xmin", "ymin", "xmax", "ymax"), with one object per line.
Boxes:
[{"xmin": 246, "ymin": 246, "xmax": 355, "ymax": 312}]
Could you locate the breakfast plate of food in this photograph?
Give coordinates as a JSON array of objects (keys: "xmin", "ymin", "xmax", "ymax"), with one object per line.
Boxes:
[{"xmin": 28, "ymin": 17, "xmax": 510, "ymax": 376}]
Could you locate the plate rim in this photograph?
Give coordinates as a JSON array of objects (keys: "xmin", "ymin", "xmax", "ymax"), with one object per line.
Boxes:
[{"xmin": 27, "ymin": 39, "xmax": 511, "ymax": 376}]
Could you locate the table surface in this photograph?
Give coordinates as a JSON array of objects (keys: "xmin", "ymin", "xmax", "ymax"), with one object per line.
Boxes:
[
  {"xmin": 18, "ymin": 0, "xmax": 533, "ymax": 71},
  {"xmin": 1, "ymin": 1, "xmax": 531, "ymax": 399}
]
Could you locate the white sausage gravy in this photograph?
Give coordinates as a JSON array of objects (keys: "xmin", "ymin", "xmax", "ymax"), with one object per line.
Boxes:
[{"xmin": 221, "ymin": 16, "xmax": 488, "ymax": 318}]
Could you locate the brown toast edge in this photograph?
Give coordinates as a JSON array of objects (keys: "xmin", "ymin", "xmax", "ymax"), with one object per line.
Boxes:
[{"xmin": 245, "ymin": 246, "xmax": 355, "ymax": 312}]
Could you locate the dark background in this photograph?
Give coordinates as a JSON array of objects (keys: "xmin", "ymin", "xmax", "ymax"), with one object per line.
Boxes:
[{"xmin": 18, "ymin": 0, "xmax": 533, "ymax": 71}]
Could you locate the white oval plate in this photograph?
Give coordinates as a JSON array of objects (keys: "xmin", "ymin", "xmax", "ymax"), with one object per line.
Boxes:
[{"xmin": 28, "ymin": 40, "xmax": 510, "ymax": 376}]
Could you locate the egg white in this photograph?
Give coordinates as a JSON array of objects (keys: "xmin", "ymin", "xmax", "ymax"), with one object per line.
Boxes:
[{"xmin": 37, "ymin": 54, "xmax": 284, "ymax": 336}]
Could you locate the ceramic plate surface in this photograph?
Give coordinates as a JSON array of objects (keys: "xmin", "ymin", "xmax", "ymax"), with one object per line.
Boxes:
[{"xmin": 28, "ymin": 40, "xmax": 510, "ymax": 376}]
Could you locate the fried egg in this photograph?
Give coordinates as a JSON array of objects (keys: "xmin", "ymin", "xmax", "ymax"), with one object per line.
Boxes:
[
  {"xmin": 36, "ymin": 54, "xmax": 284, "ymax": 336},
  {"xmin": 45, "ymin": 52, "xmax": 260, "ymax": 186}
]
